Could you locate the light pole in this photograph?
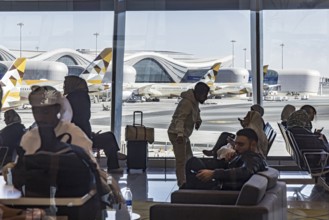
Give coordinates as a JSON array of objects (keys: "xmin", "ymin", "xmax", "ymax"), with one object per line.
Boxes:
[
  {"xmin": 280, "ymin": 43, "xmax": 284, "ymax": 69},
  {"xmin": 93, "ymin": 32, "xmax": 99, "ymax": 56},
  {"xmin": 17, "ymin": 22, "xmax": 24, "ymax": 57},
  {"xmin": 243, "ymin": 48, "xmax": 247, "ymax": 68},
  {"xmin": 231, "ymin": 40, "xmax": 236, "ymax": 67}
]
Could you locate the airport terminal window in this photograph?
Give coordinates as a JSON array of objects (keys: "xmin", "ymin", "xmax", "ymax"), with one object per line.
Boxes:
[
  {"xmin": 262, "ymin": 9, "xmax": 329, "ymax": 156},
  {"xmin": 2, "ymin": 4, "xmax": 328, "ymax": 160},
  {"xmin": 134, "ymin": 59, "xmax": 173, "ymax": 83},
  {"xmin": 67, "ymin": 66, "xmax": 85, "ymax": 76},
  {"xmin": 125, "ymin": 10, "xmax": 252, "ymax": 158}
]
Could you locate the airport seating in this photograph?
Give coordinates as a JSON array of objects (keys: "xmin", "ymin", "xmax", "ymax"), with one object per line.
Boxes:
[
  {"xmin": 264, "ymin": 122, "xmax": 277, "ymax": 156},
  {"xmin": 150, "ymin": 167, "xmax": 287, "ymax": 220},
  {"xmin": 277, "ymin": 123, "xmax": 329, "ymax": 189}
]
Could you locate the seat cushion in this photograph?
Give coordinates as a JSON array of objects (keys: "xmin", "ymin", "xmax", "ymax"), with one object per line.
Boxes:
[
  {"xmin": 236, "ymin": 174, "xmax": 267, "ymax": 205},
  {"xmin": 257, "ymin": 167, "xmax": 279, "ymax": 189}
]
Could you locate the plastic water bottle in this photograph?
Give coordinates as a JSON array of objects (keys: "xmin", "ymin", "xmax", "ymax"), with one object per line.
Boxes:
[
  {"xmin": 7, "ymin": 168, "xmax": 13, "ymax": 185},
  {"xmin": 125, "ymin": 187, "xmax": 133, "ymax": 217}
]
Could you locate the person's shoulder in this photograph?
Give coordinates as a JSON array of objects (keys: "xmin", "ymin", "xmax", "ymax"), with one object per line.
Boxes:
[
  {"xmin": 21, "ymin": 127, "xmax": 38, "ymax": 140},
  {"xmin": 59, "ymin": 120, "xmax": 79, "ymax": 130},
  {"xmin": 60, "ymin": 121, "xmax": 89, "ymax": 136}
]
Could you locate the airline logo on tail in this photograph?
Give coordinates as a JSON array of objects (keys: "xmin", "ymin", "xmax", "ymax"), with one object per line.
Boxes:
[
  {"xmin": 263, "ymin": 65, "xmax": 269, "ymax": 76},
  {"xmin": 200, "ymin": 62, "xmax": 221, "ymax": 87},
  {"xmin": 1, "ymin": 58, "xmax": 27, "ymax": 109},
  {"xmin": 81, "ymin": 48, "xmax": 112, "ymax": 84}
]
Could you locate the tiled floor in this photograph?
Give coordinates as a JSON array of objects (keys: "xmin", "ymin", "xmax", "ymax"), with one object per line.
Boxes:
[{"xmin": 109, "ymin": 167, "xmax": 329, "ymax": 209}]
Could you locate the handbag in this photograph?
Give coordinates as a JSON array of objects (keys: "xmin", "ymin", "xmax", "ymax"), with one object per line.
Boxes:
[
  {"xmin": 125, "ymin": 125, "xmax": 154, "ymax": 144},
  {"xmin": 125, "ymin": 111, "xmax": 154, "ymax": 144}
]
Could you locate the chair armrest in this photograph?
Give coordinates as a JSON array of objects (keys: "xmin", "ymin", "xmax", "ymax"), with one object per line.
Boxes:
[
  {"xmin": 171, "ymin": 189, "xmax": 239, "ymax": 205},
  {"xmin": 302, "ymin": 151, "xmax": 329, "ymax": 175}
]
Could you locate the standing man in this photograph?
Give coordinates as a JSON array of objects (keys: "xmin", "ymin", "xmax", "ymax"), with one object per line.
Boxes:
[{"xmin": 168, "ymin": 82, "xmax": 210, "ymax": 188}]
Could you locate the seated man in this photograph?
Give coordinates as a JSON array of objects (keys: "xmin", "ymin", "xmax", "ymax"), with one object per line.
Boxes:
[
  {"xmin": 287, "ymin": 109, "xmax": 329, "ymax": 152},
  {"xmin": 186, "ymin": 128, "xmax": 267, "ymax": 190},
  {"xmin": 203, "ymin": 104, "xmax": 268, "ymax": 157},
  {"xmin": 300, "ymin": 104, "xmax": 317, "ymax": 131},
  {"xmin": 64, "ymin": 75, "xmax": 125, "ymax": 173},
  {"xmin": 280, "ymin": 104, "xmax": 296, "ymax": 128}
]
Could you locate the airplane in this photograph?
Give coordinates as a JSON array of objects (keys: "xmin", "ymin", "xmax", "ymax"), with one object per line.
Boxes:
[
  {"xmin": 0, "ymin": 48, "xmax": 113, "ymax": 109},
  {"xmin": 208, "ymin": 65, "xmax": 281, "ymax": 97},
  {"xmin": 133, "ymin": 62, "xmax": 221, "ymax": 100}
]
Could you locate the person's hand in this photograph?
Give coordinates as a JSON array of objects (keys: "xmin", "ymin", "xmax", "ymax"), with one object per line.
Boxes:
[
  {"xmin": 195, "ymin": 121, "xmax": 201, "ymax": 130},
  {"xmin": 318, "ymin": 134, "xmax": 325, "ymax": 141},
  {"xmin": 196, "ymin": 169, "xmax": 214, "ymax": 182},
  {"xmin": 315, "ymin": 127, "xmax": 324, "ymax": 134},
  {"xmin": 224, "ymin": 149, "xmax": 236, "ymax": 162},
  {"xmin": 176, "ymin": 136, "xmax": 184, "ymax": 144},
  {"xmin": 227, "ymin": 136, "xmax": 235, "ymax": 146},
  {"xmin": 2, "ymin": 162, "xmax": 16, "ymax": 183}
]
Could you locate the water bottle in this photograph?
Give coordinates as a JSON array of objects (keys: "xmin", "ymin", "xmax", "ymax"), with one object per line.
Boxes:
[
  {"xmin": 7, "ymin": 168, "xmax": 13, "ymax": 185},
  {"xmin": 125, "ymin": 187, "xmax": 133, "ymax": 217}
]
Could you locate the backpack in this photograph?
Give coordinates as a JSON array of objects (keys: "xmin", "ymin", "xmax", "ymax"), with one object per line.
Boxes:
[{"xmin": 12, "ymin": 126, "xmax": 103, "ymax": 219}]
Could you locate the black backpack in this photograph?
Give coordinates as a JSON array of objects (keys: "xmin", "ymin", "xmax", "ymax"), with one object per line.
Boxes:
[{"xmin": 12, "ymin": 126, "xmax": 103, "ymax": 219}]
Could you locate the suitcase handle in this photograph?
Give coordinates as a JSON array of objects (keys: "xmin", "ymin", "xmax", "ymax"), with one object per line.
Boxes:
[{"xmin": 133, "ymin": 111, "xmax": 143, "ymax": 126}]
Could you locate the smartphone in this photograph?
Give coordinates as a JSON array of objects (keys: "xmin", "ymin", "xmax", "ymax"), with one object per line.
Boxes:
[{"xmin": 315, "ymin": 127, "xmax": 324, "ymax": 133}]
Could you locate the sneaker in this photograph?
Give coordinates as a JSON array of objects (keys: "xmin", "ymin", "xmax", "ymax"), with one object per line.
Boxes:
[
  {"xmin": 202, "ymin": 150, "xmax": 214, "ymax": 157},
  {"xmin": 117, "ymin": 152, "xmax": 127, "ymax": 160},
  {"xmin": 107, "ymin": 168, "xmax": 124, "ymax": 174}
]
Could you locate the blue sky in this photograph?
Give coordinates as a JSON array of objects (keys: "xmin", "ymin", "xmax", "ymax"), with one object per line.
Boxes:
[{"xmin": 0, "ymin": 10, "xmax": 329, "ymax": 76}]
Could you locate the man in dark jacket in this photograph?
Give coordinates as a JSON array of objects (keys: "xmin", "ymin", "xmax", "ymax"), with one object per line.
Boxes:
[
  {"xmin": 0, "ymin": 110, "xmax": 25, "ymax": 165},
  {"xmin": 64, "ymin": 76, "xmax": 124, "ymax": 173},
  {"xmin": 185, "ymin": 128, "xmax": 267, "ymax": 190}
]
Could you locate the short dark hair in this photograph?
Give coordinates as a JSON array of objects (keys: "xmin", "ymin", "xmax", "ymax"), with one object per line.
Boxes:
[
  {"xmin": 300, "ymin": 105, "xmax": 316, "ymax": 115},
  {"xmin": 236, "ymin": 128, "xmax": 258, "ymax": 143},
  {"xmin": 194, "ymin": 82, "xmax": 210, "ymax": 94}
]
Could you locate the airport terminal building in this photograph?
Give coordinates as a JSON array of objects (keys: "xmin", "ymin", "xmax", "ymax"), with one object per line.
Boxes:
[
  {"xmin": 0, "ymin": 46, "xmax": 321, "ymax": 95},
  {"xmin": 0, "ymin": 46, "xmax": 230, "ymax": 84}
]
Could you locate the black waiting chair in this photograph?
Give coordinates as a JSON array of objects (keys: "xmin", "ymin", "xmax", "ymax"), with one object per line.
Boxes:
[
  {"xmin": 264, "ymin": 122, "xmax": 277, "ymax": 156},
  {"xmin": 278, "ymin": 122, "xmax": 329, "ymax": 190}
]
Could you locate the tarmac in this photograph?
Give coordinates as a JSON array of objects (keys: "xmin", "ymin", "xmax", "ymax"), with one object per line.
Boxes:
[{"xmin": 3, "ymin": 94, "xmax": 329, "ymax": 158}]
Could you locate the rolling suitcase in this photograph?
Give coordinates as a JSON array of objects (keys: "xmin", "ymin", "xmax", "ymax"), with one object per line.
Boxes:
[{"xmin": 126, "ymin": 111, "xmax": 148, "ymax": 172}]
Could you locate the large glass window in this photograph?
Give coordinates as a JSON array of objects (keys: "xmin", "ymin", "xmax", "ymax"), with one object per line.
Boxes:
[
  {"xmin": 125, "ymin": 11, "xmax": 252, "ymax": 157},
  {"xmin": 134, "ymin": 59, "xmax": 173, "ymax": 82},
  {"xmin": 2, "ymin": 6, "xmax": 329, "ymax": 159},
  {"xmin": 263, "ymin": 9, "xmax": 329, "ymax": 156}
]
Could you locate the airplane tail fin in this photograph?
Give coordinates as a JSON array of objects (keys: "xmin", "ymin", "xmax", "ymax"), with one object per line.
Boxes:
[
  {"xmin": 81, "ymin": 48, "xmax": 112, "ymax": 76},
  {"xmin": 200, "ymin": 62, "xmax": 221, "ymax": 87},
  {"xmin": 1, "ymin": 57, "xmax": 27, "ymax": 109},
  {"xmin": 263, "ymin": 65, "xmax": 269, "ymax": 76}
]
